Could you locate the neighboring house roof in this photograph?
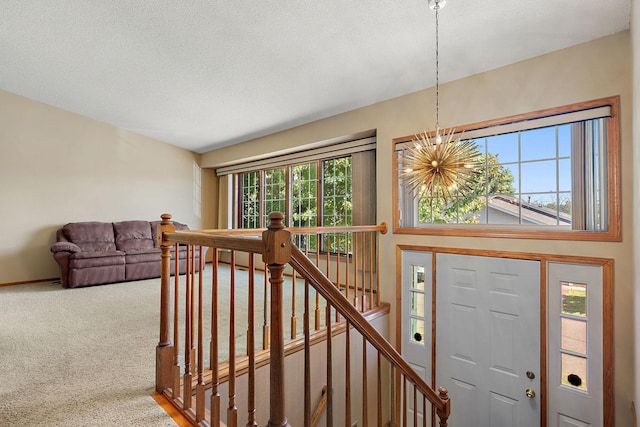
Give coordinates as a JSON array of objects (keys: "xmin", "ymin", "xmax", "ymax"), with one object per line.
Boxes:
[{"xmin": 487, "ymin": 195, "xmax": 572, "ymax": 226}]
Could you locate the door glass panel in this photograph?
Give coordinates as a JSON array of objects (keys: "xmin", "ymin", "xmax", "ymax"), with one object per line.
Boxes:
[
  {"xmin": 411, "ymin": 265, "xmax": 425, "ymax": 290},
  {"xmin": 410, "ymin": 318, "xmax": 425, "ymax": 345},
  {"xmin": 411, "ymin": 291, "xmax": 425, "ymax": 317},
  {"xmin": 561, "ymin": 282, "xmax": 587, "ymax": 316},
  {"xmin": 561, "ymin": 317, "xmax": 587, "ymax": 354},
  {"xmin": 561, "ymin": 353, "xmax": 588, "ymax": 391}
]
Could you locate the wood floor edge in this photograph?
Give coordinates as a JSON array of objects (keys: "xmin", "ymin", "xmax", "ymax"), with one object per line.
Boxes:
[
  {"xmin": 153, "ymin": 392, "xmax": 196, "ymax": 427},
  {"xmin": 0, "ymin": 277, "xmax": 58, "ymax": 287}
]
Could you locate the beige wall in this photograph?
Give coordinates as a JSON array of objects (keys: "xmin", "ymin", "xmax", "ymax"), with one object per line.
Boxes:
[
  {"xmin": 0, "ymin": 89, "xmax": 214, "ymax": 284},
  {"xmin": 202, "ymin": 32, "xmax": 634, "ymax": 425}
]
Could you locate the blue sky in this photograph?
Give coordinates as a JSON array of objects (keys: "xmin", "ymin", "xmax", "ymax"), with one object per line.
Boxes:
[{"xmin": 473, "ymin": 124, "xmax": 573, "ymax": 204}]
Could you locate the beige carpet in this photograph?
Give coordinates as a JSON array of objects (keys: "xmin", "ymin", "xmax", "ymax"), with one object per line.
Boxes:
[
  {"xmin": 0, "ymin": 267, "xmax": 324, "ymax": 426},
  {"xmin": 0, "ymin": 278, "xmax": 177, "ymax": 427}
]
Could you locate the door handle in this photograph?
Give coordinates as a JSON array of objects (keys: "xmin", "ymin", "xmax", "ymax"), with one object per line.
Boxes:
[{"xmin": 525, "ymin": 388, "xmax": 536, "ymax": 399}]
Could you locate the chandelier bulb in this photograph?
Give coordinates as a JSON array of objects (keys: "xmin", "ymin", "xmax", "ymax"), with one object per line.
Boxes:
[{"xmin": 428, "ymin": 0, "xmax": 447, "ymax": 11}]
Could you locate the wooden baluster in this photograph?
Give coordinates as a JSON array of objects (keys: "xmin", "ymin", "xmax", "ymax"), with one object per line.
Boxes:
[
  {"xmin": 402, "ymin": 377, "xmax": 407, "ymax": 427},
  {"xmin": 413, "ymin": 384, "xmax": 418, "ymax": 427},
  {"xmin": 262, "ymin": 212, "xmax": 292, "ymax": 427},
  {"xmin": 368, "ymin": 233, "xmax": 374, "ymax": 310},
  {"xmin": 377, "ymin": 230, "xmax": 382, "ymax": 307},
  {"xmin": 228, "ymin": 250, "xmax": 238, "ymax": 427},
  {"xmin": 183, "ymin": 245, "xmax": 193, "ymax": 410},
  {"xmin": 304, "ymin": 278, "xmax": 311, "ymax": 427},
  {"xmin": 362, "ymin": 339, "xmax": 368, "ymax": 427},
  {"xmin": 190, "ymin": 246, "xmax": 196, "ymax": 380},
  {"xmin": 247, "ymin": 254, "xmax": 257, "ymax": 426},
  {"xmin": 172, "ymin": 243, "xmax": 181, "ymax": 399},
  {"xmin": 314, "ymin": 233, "xmax": 321, "ymax": 330},
  {"xmin": 290, "ymin": 269, "xmax": 297, "ymax": 339},
  {"xmin": 423, "ymin": 395, "xmax": 427, "ymax": 427},
  {"xmin": 352, "ymin": 232, "xmax": 358, "ymax": 309},
  {"xmin": 335, "ymin": 233, "xmax": 341, "ymax": 323},
  {"xmin": 191, "ymin": 246, "xmax": 197, "ymax": 371},
  {"xmin": 326, "ymin": 304, "xmax": 334, "ymax": 427},
  {"xmin": 324, "ymin": 236, "xmax": 330, "ymax": 330},
  {"xmin": 156, "ymin": 213, "xmax": 175, "ymax": 393},
  {"xmin": 345, "ymin": 321, "xmax": 352, "ymax": 427},
  {"xmin": 196, "ymin": 246, "xmax": 206, "ymax": 422},
  {"xmin": 377, "ymin": 353, "xmax": 382, "ymax": 427},
  {"xmin": 345, "ymin": 233, "xmax": 350, "ymax": 305},
  {"xmin": 263, "ymin": 267, "xmax": 270, "ymax": 350},
  {"xmin": 210, "ymin": 248, "xmax": 221, "ymax": 426},
  {"xmin": 360, "ymin": 233, "xmax": 366, "ymax": 312}
]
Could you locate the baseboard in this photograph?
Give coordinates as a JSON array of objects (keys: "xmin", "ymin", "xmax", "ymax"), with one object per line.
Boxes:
[{"xmin": 0, "ymin": 277, "xmax": 58, "ymax": 287}]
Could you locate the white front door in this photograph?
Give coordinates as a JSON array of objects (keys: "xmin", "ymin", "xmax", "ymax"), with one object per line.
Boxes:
[{"xmin": 435, "ymin": 253, "xmax": 541, "ymax": 427}]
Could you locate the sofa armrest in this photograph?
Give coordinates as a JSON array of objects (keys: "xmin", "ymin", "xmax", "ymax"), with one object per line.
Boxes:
[{"xmin": 51, "ymin": 242, "xmax": 81, "ymax": 253}]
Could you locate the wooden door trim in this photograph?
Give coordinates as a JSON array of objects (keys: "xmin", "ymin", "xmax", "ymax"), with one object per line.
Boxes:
[{"xmin": 396, "ymin": 245, "xmax": 614, "ymax": 427}]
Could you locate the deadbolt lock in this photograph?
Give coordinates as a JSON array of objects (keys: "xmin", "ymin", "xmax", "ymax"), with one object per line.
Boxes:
[
  {"xmin": 525, "ymin": 388, "xmax": 536, "ymax": 399},
  {"xmin": 526, "ymin": 371, "xmax": 535, "ymax": 380}
]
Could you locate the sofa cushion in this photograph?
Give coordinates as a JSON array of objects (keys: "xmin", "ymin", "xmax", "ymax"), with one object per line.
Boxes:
[
  {"xmin": 51, "ymin": 242, "xmax": 81, "ymax": 253},
  {"xmin": 63, "ymin": 222, "xmax": 116, "ymax": 252},
  {"xmin": 151, "ymin": 220, "xmax": 189, "ymax": 247},
  {"xmin": 69, "ymin": 251, "xmax": 125, "ymax": 269},
  {"xmin": 113, "ymin": 221, "xmax": 154, "ymax": 252},
  {"xmin": 125, "ymin": 248, "xmax": 161, "ymax": 264}
]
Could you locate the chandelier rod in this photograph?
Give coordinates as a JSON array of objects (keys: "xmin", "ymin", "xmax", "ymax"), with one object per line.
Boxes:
[{"xmin": 435, "ymin": 0, "xmax": 440, "ymax": 134}]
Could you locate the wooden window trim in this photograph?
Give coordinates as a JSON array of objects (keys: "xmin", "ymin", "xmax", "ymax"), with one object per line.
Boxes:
[{"xmin": 392, "ymin": 96, "xmax": 621, "ymax": 241}]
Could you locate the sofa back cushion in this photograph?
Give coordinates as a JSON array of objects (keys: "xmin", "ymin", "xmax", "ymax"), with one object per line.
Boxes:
[
  {"xmin": 62, "ymin": 222, "xmax": 116, "ymax": 252},
  {"xmin": 113, "ymin": 221, "xmax": 154, "ymax": 252},
  {"xmin": 151, "ymin": 220, "xmax": 189, "ymax": 247}
]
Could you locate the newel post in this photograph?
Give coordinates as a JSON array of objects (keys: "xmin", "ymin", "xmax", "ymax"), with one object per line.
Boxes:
[
  {"xmin": 437, "ymin": 387, "xmax": 451, "ymax": 427},
  {"xmin": 262, "ymin": 212, "xmax": 292, "ymax": 427},
  {"xmin": 156, "ymin": 213, "xmax": 175, "ymax": 393}
]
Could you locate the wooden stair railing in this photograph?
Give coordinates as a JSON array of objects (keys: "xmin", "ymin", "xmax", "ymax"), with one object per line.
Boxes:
[
  {"xmin": 155, "ymin": 212, "xmax": 450, "ymax": 426},
  {"xmin": 289, "ymin": 244, "xmax": 451, "ymax": 426}
]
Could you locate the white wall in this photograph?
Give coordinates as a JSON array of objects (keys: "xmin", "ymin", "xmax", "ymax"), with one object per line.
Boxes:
[{"xmin": 0, "ymin": 90, "xmax": 211, "ymax": 284}]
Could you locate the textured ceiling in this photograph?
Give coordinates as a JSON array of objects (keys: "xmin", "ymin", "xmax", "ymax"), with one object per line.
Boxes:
[{"xmin": 0, "ymin": 1, "xmax": 631, "ymax": 153}]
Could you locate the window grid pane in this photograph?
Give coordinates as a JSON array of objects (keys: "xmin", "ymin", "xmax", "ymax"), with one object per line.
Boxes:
[
  {"xmin": 240, "ymin": 171, "xmax": 260, "ymax": 228},
  {"xmin": 322, "ymin": 157, "xmax": 352, "ymax": 227},
  {"xmin": 291, "ymin": 162, "xmax": 318, "ymax": 227},
  {"xmin": 263, "ymin": 168, "xmax": 286, "ymax": 226}
]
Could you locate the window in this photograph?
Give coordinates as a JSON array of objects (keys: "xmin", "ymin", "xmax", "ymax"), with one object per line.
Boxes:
[
  {"xmin": 394, "ymin": 97, "xmax": 620, "ymax": 241},
  {"xmin": 217, "ymin": 135, "xmax": 376, "ymax": 241},
  {"xmin": 560, "ymin": 281, "xmax": 588, "ymax": 391},
  {"xmin": 238, "ymin": 157, "xmax": 353, "ymax": 232}
]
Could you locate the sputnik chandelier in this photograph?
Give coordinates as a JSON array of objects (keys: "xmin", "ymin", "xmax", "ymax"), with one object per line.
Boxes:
[{"xmin": 401, "ymin": 0, "xmax": 480, "ymax": 201}]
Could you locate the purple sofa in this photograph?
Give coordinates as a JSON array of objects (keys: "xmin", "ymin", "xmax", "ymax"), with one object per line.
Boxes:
[{"xmin": 50, "ymin": 220, "xmax": 203, "ymax": 288}]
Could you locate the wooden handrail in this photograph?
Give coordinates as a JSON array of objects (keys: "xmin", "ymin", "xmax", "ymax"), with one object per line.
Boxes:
[
  {"xmin": 179, "ymin": 222, "xmax": 388, "ymax": 237},
  {"xmin": 311, "ymin": 385, "xmax": 328, "ymax": 427},
  {"xmin": 289, "ymin": 245, "xmax": 451, "ymax": 420},
  {"xmin": 161, "ymin": 231, "xmax": 264, "ymax": 253}
]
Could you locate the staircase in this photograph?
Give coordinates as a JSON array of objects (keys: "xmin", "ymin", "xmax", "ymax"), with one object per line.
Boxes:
[{"xmin": 155, "ymin": 213, "xmax": 450, "ymax": 426}]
